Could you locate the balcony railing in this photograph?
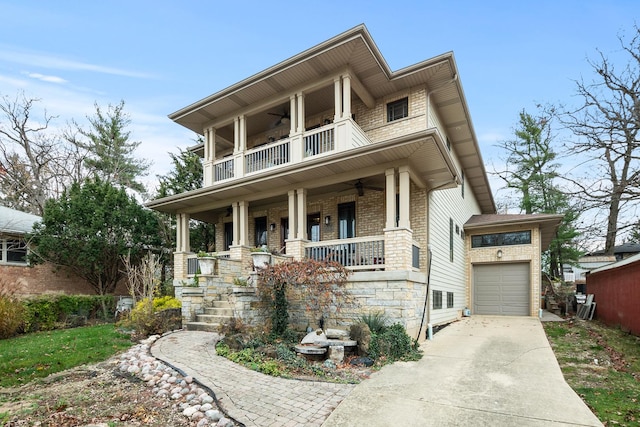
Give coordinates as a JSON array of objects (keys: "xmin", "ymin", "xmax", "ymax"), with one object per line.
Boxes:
[
  {"xmin": 206, "ymin": 119, "xmax": 372, "ymax": 186},
  {"xmin": 304, "ymin": 127, "xmax": 334, "ymax": 157},
  {"xmin": 246, "ymin": 139, "xmax": 290, "ymax": 174},
  {"xmin": 304, "ymin": 236, "xmax": 385, "ymax": 270},
  {"xmin": 214, "ymin": 158, "xmax": 234, "ymax": 181}
]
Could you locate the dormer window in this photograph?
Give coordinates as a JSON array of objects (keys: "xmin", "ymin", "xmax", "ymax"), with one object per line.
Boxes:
[{"xmin": 387, "ymin": 97, "xmax": 408, "ymax": 122}]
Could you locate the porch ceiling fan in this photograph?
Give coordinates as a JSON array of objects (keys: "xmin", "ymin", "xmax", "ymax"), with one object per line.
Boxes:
[
  {"xmin": 268, "ymin": 110, "xmax": 290, "ymax": 127},
  {"xmin": 352, "ymin": 179, "xmax": 384, "ymax": 196}
]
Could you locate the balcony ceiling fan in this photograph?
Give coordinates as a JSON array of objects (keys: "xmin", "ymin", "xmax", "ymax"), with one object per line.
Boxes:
[{"xmin": 268, "ymin": 110, "xmax": 290, "ymax": 127}]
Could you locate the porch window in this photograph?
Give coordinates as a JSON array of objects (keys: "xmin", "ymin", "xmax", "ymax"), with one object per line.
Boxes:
[
  {"xmin": 338, "ymin": 202, "xmax": 355, "ymax": 239},
  {"xmin": 255, "ymin": 217, "xmax": 267, "ymax": 247},
  {"xmin": 433, "ymin": 290, "xmax": 443, "ymax": 309},
  {"xmin": 1, "ymin": 239, "xmax": 28, "ymax": 264},
  {"xmin": 223, "ymin": 222, "xmax": 233, "ymax": 251},
  {"xmin": 307, "ymin": 213, "xmax": 321, "ymax": 242},
  {"xmin": 387, "ymin": 97, "xmax": 408, "ymax": 122}
]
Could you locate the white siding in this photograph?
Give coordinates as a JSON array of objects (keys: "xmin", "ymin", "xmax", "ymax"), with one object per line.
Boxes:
[{"xmin": 428, "ymin": 177, "xmax": 481, "ymax": 325}]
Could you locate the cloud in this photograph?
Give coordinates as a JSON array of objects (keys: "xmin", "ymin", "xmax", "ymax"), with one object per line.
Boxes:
[
  {"xmin": 0, "ymin": 45, "xmax": 155, "ymax": 79},
  {"xmin": 24, "ymin": 72, "xmax": 67, "ymax": 84}
]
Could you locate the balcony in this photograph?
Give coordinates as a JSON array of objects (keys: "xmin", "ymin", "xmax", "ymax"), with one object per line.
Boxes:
[{"xmin": 206, "ymin": 119, "xmax": 370, "ymax": 186}]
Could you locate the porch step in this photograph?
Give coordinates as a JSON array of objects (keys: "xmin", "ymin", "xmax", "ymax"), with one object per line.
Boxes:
[
  {"xmin": 184, "ymin": 322, "xmax": 220, "ymax": 332},
  {"xmin": 195, "ymin": 314, "xmax": 232, "ymax": 323},
  {"xmin": 185, "ymin": 300, "xmax": 234, "ymax": 332}
]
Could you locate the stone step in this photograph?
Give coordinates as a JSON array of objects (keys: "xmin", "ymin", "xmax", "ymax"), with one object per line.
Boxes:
[
  {"xmin": 196, "ymin": 314, "xmax": 231, "ymax": 323},
  {"xmin": 203, "ymin": 307, "xmax": 234, "ymax": 316},
  {"xmin": 210, "ymin": 300, "xmax": 233, "ymax": 308},
  {"xmin": 185, "ymin": 322, "xmax": 220, "ymax": 332}
]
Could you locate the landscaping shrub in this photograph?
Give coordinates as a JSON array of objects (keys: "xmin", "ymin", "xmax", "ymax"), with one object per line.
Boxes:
[
  {"xmin": 369, "ymin": 323, "xmax": 421, "ymax": 362},
  {"xmin": 359, "ymin": 311, "xmax": 388, "ymax": 335},
  {"xmin": 123, "ymin": 296, "xmax": 181, "ymax": 337},
  {"xmin": 256, "ymin": 259, "xmax": 354, "ymax": 337},
  {"xmin": 0, "ymin": 279, "xmax": 25, "ymax": 339},
  {"xmin": 21, "ymin": 295, "xmax": 116, "ymax": 333}
]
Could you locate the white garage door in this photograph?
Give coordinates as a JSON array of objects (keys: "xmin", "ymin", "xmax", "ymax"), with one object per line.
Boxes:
[{"xmin": 473, "ymin": 263, "xmax": 530, "ymax": 316}]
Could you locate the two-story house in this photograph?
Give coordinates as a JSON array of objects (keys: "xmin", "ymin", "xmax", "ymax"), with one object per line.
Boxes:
[{"xmin": 147, "ymin": 25, "xmax": 561, "ymax": 339}]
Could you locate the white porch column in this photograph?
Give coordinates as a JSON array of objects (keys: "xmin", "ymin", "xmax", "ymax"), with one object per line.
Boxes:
[
  {"xmin": 334, "ymin": 77, "xmax": 341, "ymax": 122},
  {"xmin": 296, "ymin": 92, "xmax": 305, "ymax": 134},
  {"xmin": 399, "ymin": 165, "xmax": 411, "ymax": 229},
  {"xmin": 233, "ymin": 117, "xmax": 240, "ymax": 154},
  {"xmin": 239, "ymin": 200, "xmax": 248, "ymax": 246},
  {"xmin": 288, "ymin": 190, "xmax": 297, "ymax": 239},
  {"xmin": 385, "ymin": 168, "xmax": 396, "ymax": 229},
  {"xmin": 203, "ymin": 128, "xmax": 216, "ymax": 185},
  {"xmin": 204, "ymin": 127, "xmax": 216, "ymax": 161},
  {"xmin": 296, "ymin": 188, "xmax": 307, "ymax": 240},
  {"xmin": 289, "ymin": 95, "xmax": 297, "ymax": 135},
  {"xmin": 175, "ymin": 213, "xmax": 190, "ymax": 252},
  {"xmin": 239, "ymin": 115, "xmax": 247, "ymax": 152},
  {"xmin": 176, "ymin": 213, "xmax": 183, "ymax": 252},
  {"xmin": 342, "ymin": 75, "xmax": 351, "ymax": 119}
]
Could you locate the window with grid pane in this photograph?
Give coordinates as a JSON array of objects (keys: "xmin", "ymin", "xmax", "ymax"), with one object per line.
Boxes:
[
  {"xmin": 387, "ymin": 97, "xmax": 408, "ymax": 122},
  {"xmin": 2, "ymin": 239, "xmax": 27, "ymax": 264},
  {"xmin": 433, "ymin": 290, "xmax": 443, "ymax": 309},
  {"xmin": 447, "ymin": 292, "xmax": 454, "ymax": 308}
]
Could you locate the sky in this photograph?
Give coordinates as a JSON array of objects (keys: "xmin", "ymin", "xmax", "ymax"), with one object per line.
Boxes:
[{"xmin": 0, "ymin": 0, "xmax": 637, "ymax": 200}]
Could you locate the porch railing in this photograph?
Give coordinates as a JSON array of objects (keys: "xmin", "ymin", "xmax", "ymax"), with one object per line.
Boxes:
[
  {"xmin": 245, "ymin": 140, "xmax": 290, "ymax": 174},
  {"xmin": 304, "ymin": 127, "xmax": 334, "ymax": 157},
  {"xmin": 186, "ymin": 252, "xmax": 231, "ymax": 275},
  {"xmin": 304, "ymin": 236, "xmax": 385, "ymax": 270}
]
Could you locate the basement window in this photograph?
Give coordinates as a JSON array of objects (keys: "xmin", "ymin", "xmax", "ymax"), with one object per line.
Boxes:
[
  {"xmin": 447, "ymin": 292, "xmax": 454, "ymax": 308},
  {"xmin": 387, "ymin": 97, "xmax": 408, "ymax": 122},
  {"xmin": 433, "ymin": 290, "xmax": 443, "ymax": 309}
]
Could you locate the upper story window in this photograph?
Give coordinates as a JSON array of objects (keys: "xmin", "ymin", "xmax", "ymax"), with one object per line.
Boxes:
[
  {"xmin": 1, "ymin": 238, "xmax": 28, "ymax": 264},
  {"xmin": 471, "ymin": 231, "xmax": 532, "ymax": 248},
  {"xmin": 387, "ymin": 97, "xmax": 408, "ymax": 122}
]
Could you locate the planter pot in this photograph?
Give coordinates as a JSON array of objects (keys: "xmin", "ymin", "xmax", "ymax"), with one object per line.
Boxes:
[
  {"xmin": 251, "ymin": 252, "xmax": 272, "ymax": 269},
  {"xmin": 198, "ymin": 257, "xmax": 216, "ymax": 275}
]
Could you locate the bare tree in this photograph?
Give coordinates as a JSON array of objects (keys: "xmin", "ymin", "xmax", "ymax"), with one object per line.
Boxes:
[
  {"xmin": 0, "ymin": 92, "xmax": 88, "ymax": 215},
  {"xmin": 560, "ymin": 25, "xmax": 640, "ymax": 254}
]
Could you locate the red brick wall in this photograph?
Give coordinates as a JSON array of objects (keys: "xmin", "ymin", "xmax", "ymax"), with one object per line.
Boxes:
[
  {"xmin": 587, "ymin": 260, "xmax": 640, "ymax": 336},
  {"xmin": 1, "ymin": 263, "xmax": 128, "ymax": 296}
]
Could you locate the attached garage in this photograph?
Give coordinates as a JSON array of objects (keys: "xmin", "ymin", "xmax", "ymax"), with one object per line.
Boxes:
[{"xmin": 473, "ymin": 263, "xmax": 530, "ymax": 316}]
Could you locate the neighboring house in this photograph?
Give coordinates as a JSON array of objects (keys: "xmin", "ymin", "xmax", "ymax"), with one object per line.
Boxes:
[
  {"xmin": 587, "ymin": 253, "xmax": 640, "ymax": 336},
  {"xmin": 147, "ymin": 25, "xmax": 561, "ymax": 338},
  {"xmin": 590, "ymin": 243, "xmax": 640, "ymax": 261},
  {"xmin": 563, "ymin": 255, "xmax": 616, "ymax": 289},
  {"xmin": 0, "ymin": 205, "xmax": 99, "ymax": 295}
]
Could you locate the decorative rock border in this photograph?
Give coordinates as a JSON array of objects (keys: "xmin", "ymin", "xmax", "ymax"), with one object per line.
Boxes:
[{"xmin": 116, "ymin": 335, "xmax": 238, "ymax": 427}]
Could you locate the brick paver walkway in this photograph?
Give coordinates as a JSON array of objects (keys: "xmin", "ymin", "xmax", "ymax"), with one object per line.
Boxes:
[{"xmin": 151, "ymin": 331, "xmax": 355, "ymax": 427}]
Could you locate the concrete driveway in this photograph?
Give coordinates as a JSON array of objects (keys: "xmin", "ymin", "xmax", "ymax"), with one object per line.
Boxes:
[{"xmin": 323, "ymin": 316, "xmax": 602, "ymax": 426}]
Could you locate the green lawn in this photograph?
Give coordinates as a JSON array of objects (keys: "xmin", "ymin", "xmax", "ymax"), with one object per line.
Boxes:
[
  {"xmin": 544, "ymin": 320, "xmax": 640, "ymax": 426},
  {"xmin": 0, "ymin": 324, "xmax": 132, "ymax": 388}
]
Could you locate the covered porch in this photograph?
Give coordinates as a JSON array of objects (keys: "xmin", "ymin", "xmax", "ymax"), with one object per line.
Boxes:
[{"xmin": 173, "ymin": 162, "xmax": 426, "ymax": 281}]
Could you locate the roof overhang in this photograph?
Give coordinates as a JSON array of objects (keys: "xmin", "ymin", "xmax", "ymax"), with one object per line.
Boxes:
[
  {"xmin": 147, "ymin": 129, "xmax": 457, "ymax": 221},
  {"xmin": 464, "ymin": 214, "xmax": 564, "ymax": 251},
  {"xmin": 165, "ymin": 24, "xmax": 495, "ymax": 214}
]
